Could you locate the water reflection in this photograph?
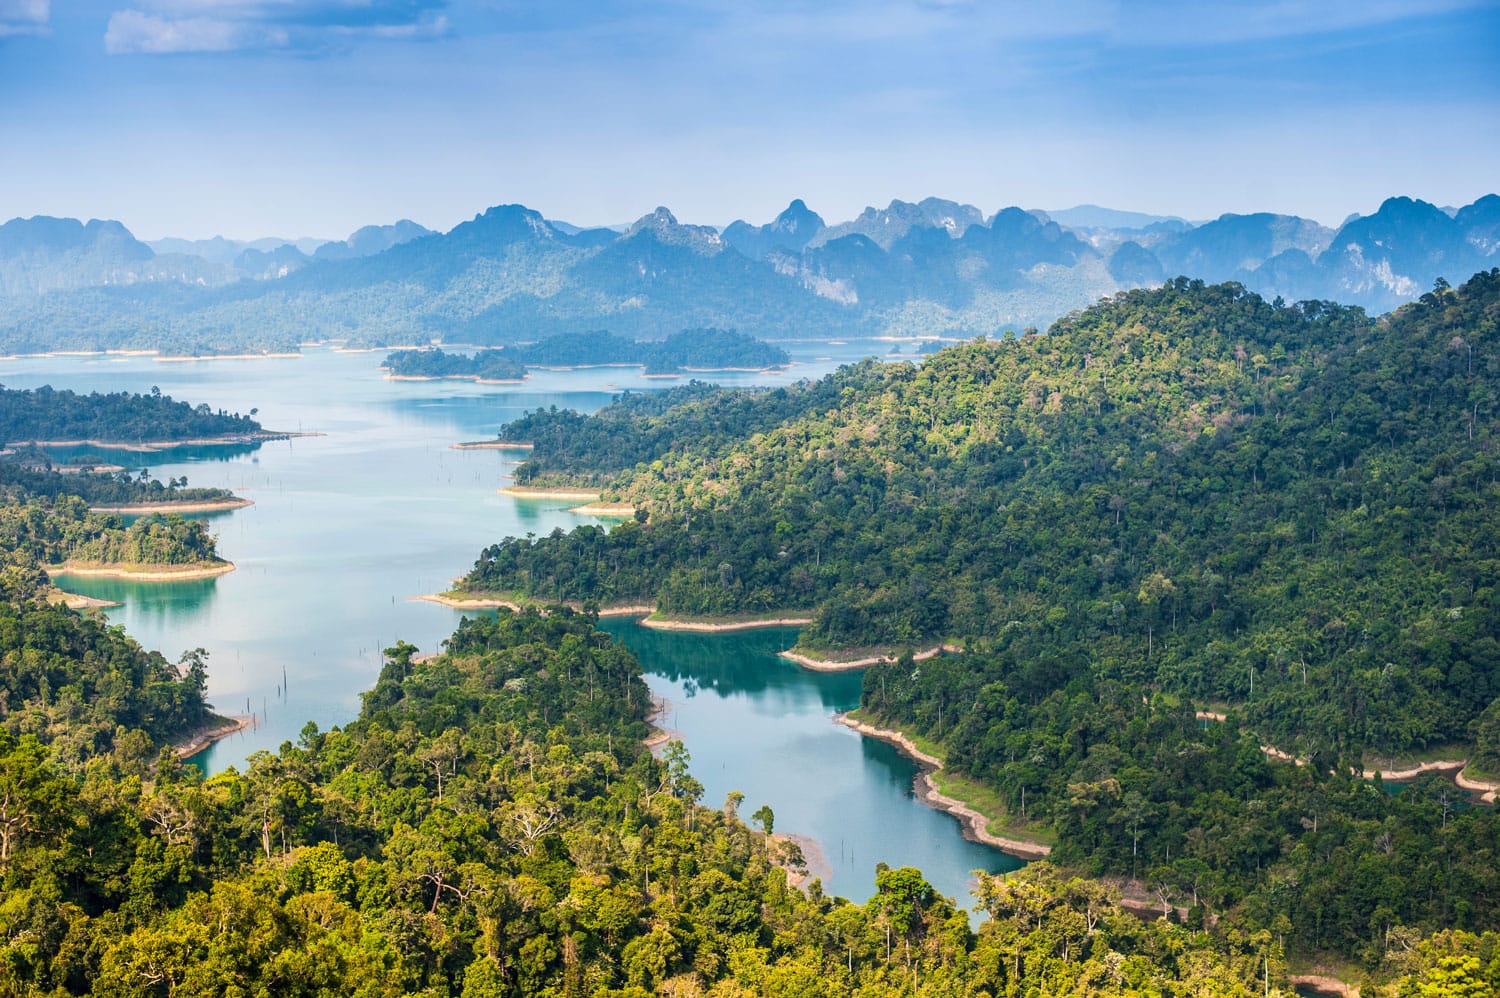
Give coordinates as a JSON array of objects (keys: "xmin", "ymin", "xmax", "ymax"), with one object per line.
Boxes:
[{"xmin": 600, "ymin": 620, "xmax": 1022, "ymax": 910}]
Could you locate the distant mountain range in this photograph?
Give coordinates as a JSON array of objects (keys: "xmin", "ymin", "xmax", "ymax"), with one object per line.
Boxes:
[{"xmin": 0, "ymin": 194, "xmax": 1495, "ymax": 355}]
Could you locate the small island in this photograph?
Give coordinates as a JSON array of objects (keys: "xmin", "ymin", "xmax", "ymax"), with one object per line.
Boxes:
[
  {"xmin": 0, "ymin": 383, "xmax": 266, "ymax": 447},
  {"xmin": 381, "ymin": 327, "xmax": 791, "ymax": 382}
]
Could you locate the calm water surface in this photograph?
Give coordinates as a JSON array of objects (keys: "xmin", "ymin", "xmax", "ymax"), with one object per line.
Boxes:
[{"xmin": 1, "ymin": 342, "xmax": 1018, "ymax": 908}]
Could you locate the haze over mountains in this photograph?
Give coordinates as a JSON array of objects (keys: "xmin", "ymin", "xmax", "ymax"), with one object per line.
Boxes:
[{"xmin": 0, "ymin": 194, "xmax": 1495, "ymax": 356}]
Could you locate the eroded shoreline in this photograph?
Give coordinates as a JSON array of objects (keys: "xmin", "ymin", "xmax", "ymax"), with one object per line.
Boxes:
[
  {"xmin": 89, "ymin": 497, "xmax": 254, "ymax": 514},
  {"xmin": 778, "ymin": 643, "xmax": 961, "ymax": 673},
  {"xmin": 174, "ymin": 714, "xmax": 258, "ymax": 758},
  {"xmin": 11, "ymin": 431, "xmax": 315, "ymax": 452},
  {"xmin": 47, "ymin": 560, "xmax": 236, "ymax": 581},
  {"xmin": 836, "ymin": 713, "xmax": 1052, "ymax": 861}
]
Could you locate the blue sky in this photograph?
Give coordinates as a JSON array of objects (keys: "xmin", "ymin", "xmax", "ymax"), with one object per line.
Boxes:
[{"xmin": 1, "ymin": 0, "xmax": 1496, "ymax": 240}]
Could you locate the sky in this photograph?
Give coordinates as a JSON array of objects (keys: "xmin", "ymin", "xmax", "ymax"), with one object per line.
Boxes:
[{"xmin": 1, "ymin": 0, "xmax": 1497, "ymax": 241}]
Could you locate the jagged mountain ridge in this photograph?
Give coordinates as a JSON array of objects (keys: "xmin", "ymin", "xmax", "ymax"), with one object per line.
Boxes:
[{"xmin": 0, "ymin": 194, "xmax": 1496, "ymax": 353}]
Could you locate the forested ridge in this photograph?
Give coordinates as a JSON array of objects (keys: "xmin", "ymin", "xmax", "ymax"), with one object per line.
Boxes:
[
  {"xmin": 0, "ymin": 384, "xmax": 262, "ymax": 444},
  {"xmin": 9, "ymin": 603, "xmax": 1488, "ymax": 996},
  {"xmin": 454, "ymin": 272, "xmax": 1500, "ymax": 971},
  {"xmin": 465, "ymin": 272, "xmax": 1500, "ymax": 762},
  {"xmin": 497, "ymin": 378, "xmax": 851, "ymax": 488},
  {"xmin": 0, "ymin": 569, "xmax": 212, "ymax": 766}
]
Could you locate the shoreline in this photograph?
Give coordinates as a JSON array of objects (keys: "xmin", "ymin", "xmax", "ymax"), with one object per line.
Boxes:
[
  {"xmin": 416, "ymin": 592, "xmax": 523, "ymax": 610},
  {"xmin": 498, "ymin": 485, "xmax": 604, "ymax": 501},
  {"xmin": 413, "ymin": 594, "xmax": 808, "ymax": 636},
  {"xmin": 47, "ymin": 587, "xmax": 122, "ymax": 610},
  {"xmin": 1287, "ymin": 974, "xmax": 1361, "ymax": 998},
  {"xmin": 779, "ymin": 642, "xmax": 961, "ymax": 673},
  {"xmin": 154, "ymin": 352, "xmax": 302, "ymax": 363},
  {"xmin": 89, "ymin": 496, "xmax": 254, "ymax": 514},
  {"xmin": 47, "ymin": 560, "xmax": 236, "ymax": 581},
  {"xmin": 836, "ymin": 713, "xmax": 1052, "ymax": 861},
  {"xmin": 173, "ymin": 714, "xmax": 257, "ymax": 758},
  {"xmin": 10, "ymin": 431, "xmax": 315, "ymax": 453},
  {"xmin": 644, "ymin": 692, "xmax": 682, "ymax": 750},
  {"xmin": 451, "ymin": 440, "xmax": 535, "ymax": 451},
  {"xmin": 769, "ymin": 831, "xmax": 832, "ymax": 893},
  {"xmin": 638, "ymin": 614, "xmax": 812, "ymax": 633},
  {"xmin": 1218, "ymin": 709, "xmax": 1500, "ymax": 805},
  {"xmin": 0, "ymin": 348, "xmax": 164, "ymax": 360},
  {"xmin": 385, "ymin": 373, "xmax": 527, "ymax": 384},
  {"xmin": 570, "ymin": 502, "xmax": 637, "ymax": 516}
]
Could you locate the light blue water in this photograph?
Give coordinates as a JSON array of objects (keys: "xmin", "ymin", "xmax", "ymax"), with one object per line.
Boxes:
[{"xmin": 2, "ymin": 342, "xmax": 1019, "ymax": 908}]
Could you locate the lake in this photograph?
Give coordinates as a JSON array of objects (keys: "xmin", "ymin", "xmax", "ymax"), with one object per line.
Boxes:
[{"xmin": 1, "ymin": 342, "xmax": 1020, "ymax": 908}]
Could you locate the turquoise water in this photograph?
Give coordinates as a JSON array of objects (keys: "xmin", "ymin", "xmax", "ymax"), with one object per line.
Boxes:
[
  {"xmin": 601, "ymin": 622, "xmax": 1021, "ymax": 906},
  {"xmin": 3, "ymin": 342, "xmax": 1020, "ymax": 908}
]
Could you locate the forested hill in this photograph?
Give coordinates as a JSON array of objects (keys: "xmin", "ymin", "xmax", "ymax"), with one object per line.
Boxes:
[
  {"xmin": 0, "ymin": 384, "xmax": 262, "ymax": 444},
  {"xmin": 4, "ymin": 602, "xmax": 1404, "ymax": 996},
  {"xmin": 464, "ymin": 270, "xmax": 1500, "ymax": 760},
  {"xmin": 499, "ymin": 375, "xmax": 856, "ymax": 487}
]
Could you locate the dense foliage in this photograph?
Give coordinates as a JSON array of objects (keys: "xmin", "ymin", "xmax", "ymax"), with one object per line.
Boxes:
[
  {"xmin": 0, "ymin": 384, "xmax": 261, "ymax": 444},
  {"xmin": 382, "ymin": 347, "xmax": 527, "ymax": 381},
  {"xmin": 863, "ymin": 647, "xmax": 1500, "ymax": 965},
  {"xmin": 499, "ymin": 378, "xmax": 847, "ymax": 487},
  {"xmin": 0, "ymin": 581, "xmax": 211, "ymax": 765},
  {"xmin": 464, "ymin": 273, "xmax": 1500, "ymax": 765},
  {"xmin": 0, "ymin": 604, "xmax": 1355, "ymax": 997},
  {"xmin": 0, "ymin": 453, "xmax": 235, "ymax": 506},
  {"xmin": 0, "ymin": 493, "xmax": 223, "ymax": 570},
  {"xmin": 384, "ymin": 328, "xmax": 790, "ymax": 386}
]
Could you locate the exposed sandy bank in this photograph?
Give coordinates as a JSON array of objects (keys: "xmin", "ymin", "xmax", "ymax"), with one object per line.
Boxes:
[
  {"xmin": 498, "ymin": 486, "xmax": 603, "ymax": 501},
  {"xmin": 12, "ymin": 431, "xmax": 312, "ymax": 452},
  {"xmin": 451, "ymin": 440, "xmax": 534, "ymax": 450},
  {"xmin": 778, "ymin": 643, "xmax": 961, "ymax": 672},
  {"xmin": 154, "ymin": 353, "xmax": 302, "ymax": 362},
  {"xmin": 644, "ymin": 692, "xmax": 682, "ymax": 750},
  {"xmin": 836, "ymin": 714, "xmax": 1052, "ymax": 861},
  {"xmin": 1287, "ymin": 974, "xmax": 1361, "ymax": 997},
  {"xmin": 639, "ymin": 615, "xmax": 813, "ymax": 633},
  {"xmin": 46, "ymin": 560, "xmax": 235, "ymax": 581},
  {"xmin": 570, "ymin": 502, "xmax": 637, "ymax": 516},
  {"xmin": 769, "ymin": 832, "xmax": 831, "ymax": 893},
  {"xmin": 174, "ymin": 715, "xmax": 257, "ymax": 758},
  {"xmin": 89, "ymin": 497, "xmax": 254, "ymax": 514},
  {"xmin": 46, "ymin": 587, "xmax": 122, "ymax": 610},
  {"xmin": 385, "ymin": 374, "xmax": 526, "ymax": 384},
  {"xmin": 416, "ymin": 593, "xmax": 523, "ymax": 610}
]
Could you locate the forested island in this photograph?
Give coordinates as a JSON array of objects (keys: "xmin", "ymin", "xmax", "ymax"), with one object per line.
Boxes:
[
  {"xmin": 381, "ymin": 346, "xmax": 527, "ymax": 382},
  {"xmin": 0, "ymin": 450, "xmax": 241, "ymax": 509},
  {"xmin": 450, "ymin": 270, "xmax": 1500, "ymax": 981},
  {"xmin": 0, "ymin": 387, "xmax": 245, "ymax": 591},
  {"xmin": 381, "ymin": 328, "xmax": 791, "ymax": 383},
  {"xmin": 0, "ymin": 383, "xmax": 265, "ymax": 447}
]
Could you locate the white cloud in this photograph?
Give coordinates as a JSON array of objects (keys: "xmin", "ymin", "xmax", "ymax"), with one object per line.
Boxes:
[
  {"xmin": 105, "ymin": 10, "xmax": 286, "ymax": 53},
  {"xmin": 0, "ymin": 0, "xmax": 49, "ymax": 37},
  {"xmin": 105, "ymin": 0, "xmax": 450, "ymax": 53}
]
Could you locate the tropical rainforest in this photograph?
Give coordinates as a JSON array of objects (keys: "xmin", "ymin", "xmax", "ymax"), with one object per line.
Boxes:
[
  {"xmin": 0, "ymin": 384, "xmax": 263, "ymax": 445},
  {"xmin": 449, "ymin": 271, "xmax": 1500, "ymax": 977},
  {"xmin": 0, "ymin": 448, "xmax": 236, "ymax": 506},
  {"xmin": 463, "ymin": 272, "xmax": 1499, "ymax": 763},
  {"xmin": 5, "ymin": 601, "xmax": 1492, "ymax": 996}
]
